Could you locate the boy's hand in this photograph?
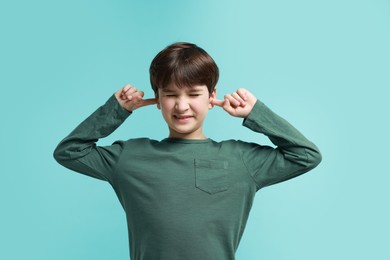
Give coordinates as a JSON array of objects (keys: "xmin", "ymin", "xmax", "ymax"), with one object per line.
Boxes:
[
  {"xmin": 115, "ymin": 84, "xmax": 157, "ymax": 112},
  {"xmin": 211, "ymin": 88, "xmax": 257, "ymax": 118}
]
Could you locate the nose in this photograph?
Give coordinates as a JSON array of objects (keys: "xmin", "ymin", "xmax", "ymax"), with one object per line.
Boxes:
[{"xmin": 175, "ymin": 97, "xmax": 189, "ymax": 112}]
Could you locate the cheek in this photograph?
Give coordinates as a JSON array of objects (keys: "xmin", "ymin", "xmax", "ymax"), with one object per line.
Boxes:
[
  {"xmin": 193, "ymin": 99, "xmax": 210, "ymax": 113},
  {"xmin": 160, "ymin": 99, "xmax": 174, "ymax": 112}
]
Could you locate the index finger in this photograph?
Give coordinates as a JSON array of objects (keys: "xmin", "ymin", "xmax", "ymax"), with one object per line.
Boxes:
[
  {"xmin": 211, "ymin": 99, "xmax": 224, "ymax": 107},
  {"xmin": 139, "ymin": 98, "xmax": 158, "ymax": 108}
]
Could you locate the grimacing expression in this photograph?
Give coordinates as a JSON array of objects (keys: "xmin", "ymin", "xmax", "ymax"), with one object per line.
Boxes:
[{"xmin": 157, "ymin": 84, "xmax": 216, "ymax": 139}]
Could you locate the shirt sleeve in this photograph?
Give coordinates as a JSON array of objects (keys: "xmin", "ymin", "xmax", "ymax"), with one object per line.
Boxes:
[
  {"xmin": 241, "ymin": 100, "xmax": 322, "ymax": 190},
  {"xmin": 53, "ymin": 94, "xmax": 131, "ymax": 183}
]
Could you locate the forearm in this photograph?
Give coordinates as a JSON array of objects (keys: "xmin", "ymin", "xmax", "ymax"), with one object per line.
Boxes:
[
  {"xmin": 244, "ymin": 100, "xmax": 321, "ymax": 165},
  {"xmin": 242, "ymin": 100, "xmax": 322, "ymax": 188},
  {"xmin": 53, "ymin": 94, "xmax": 131, "ymax": 180}
]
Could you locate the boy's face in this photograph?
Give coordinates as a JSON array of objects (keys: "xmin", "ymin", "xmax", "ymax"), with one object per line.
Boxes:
[{"xmin": 157, "ymin": 84, "xmax": 216, "ymax": 139}]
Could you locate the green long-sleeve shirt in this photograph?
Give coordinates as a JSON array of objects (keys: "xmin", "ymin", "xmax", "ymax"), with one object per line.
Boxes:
[{"xmin": 53, "ymin": 94, "xmax": 321, "ymax": 260}]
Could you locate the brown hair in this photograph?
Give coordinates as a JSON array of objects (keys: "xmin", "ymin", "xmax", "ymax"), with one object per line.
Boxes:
[{"xmin": 149, "ymin": 42, "xmax": 219, "ymax": 96}]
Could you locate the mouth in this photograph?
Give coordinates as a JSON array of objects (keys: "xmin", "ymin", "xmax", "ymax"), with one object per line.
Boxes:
[{"xmin": 173, "ymin": 115, "xmax": 194, "ymax": 122}]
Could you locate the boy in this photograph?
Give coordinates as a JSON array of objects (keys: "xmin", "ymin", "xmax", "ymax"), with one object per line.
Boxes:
[{"xmin": 54, "ymin": 42, "xmax": 322, "ymax": 260}]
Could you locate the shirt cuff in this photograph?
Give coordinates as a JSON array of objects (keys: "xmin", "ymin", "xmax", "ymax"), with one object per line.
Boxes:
[
  {"xmin": 242, "ymin": 99, "xmax": 266, "ymax": 131},
  {"xmin": 107, "ymin": 94, "xmax": 132, "ymax": 120}
]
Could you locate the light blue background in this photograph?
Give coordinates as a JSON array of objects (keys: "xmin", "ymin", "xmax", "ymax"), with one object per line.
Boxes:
[{"xmin": 1, "ymin": 0, "xmax": 389, "ymax": 259}]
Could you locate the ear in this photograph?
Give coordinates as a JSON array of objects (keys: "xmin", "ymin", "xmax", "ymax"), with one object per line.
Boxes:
[
  {"xmin": 155, "ymin": 93, "xmax": 161, "ymax": 110},
  {"xmin": 209, "ymin": 88, "xmax": 217, "ymax": 109}
]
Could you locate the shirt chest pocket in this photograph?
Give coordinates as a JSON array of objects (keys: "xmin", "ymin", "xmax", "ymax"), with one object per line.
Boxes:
[{"xmin": 194, "ymin": 159, "xmax": 229, "ymax": 195}]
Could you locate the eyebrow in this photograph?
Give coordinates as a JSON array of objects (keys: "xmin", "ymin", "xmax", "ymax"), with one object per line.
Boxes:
[
  {"xmin": 162, "ymin": 87, "xmax": 204, "ymax": 92},
  {"xmin": 189, "ymin": 87, "xmax": 203, "ymax": 92},
  {"xmin": 161, "ymin": 89, "xmax": 176, "ymax": 93}
]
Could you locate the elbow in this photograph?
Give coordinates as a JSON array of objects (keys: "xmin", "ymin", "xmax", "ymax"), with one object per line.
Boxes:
[
  {"xmin": 53, "ymin": 144, "xmax": 67, "ymax": 166},
  {"xmin": 306, "ymin": 147, "xmax": 322, "ymax": 170},
  {"xmin": 53, "ymin": 147, "xmax": 62, "ymax": 165},
  {"xmin": 53, "ymin": 148, "xmax": 60, "ymax": 163}
]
